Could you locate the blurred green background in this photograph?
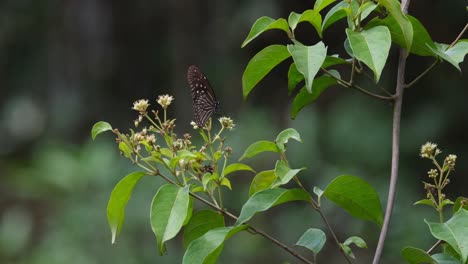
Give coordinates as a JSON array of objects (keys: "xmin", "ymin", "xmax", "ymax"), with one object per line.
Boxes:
[{"xmin": 0, "ymin": 1, "xmax": 467, "ymax": 263}]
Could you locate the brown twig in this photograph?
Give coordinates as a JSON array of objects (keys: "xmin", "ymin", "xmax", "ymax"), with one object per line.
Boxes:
[
  {"xmin": 321, "ymin": 67, "xmax": 394, "ymax": 101},
  {"xmin": 372, "ymin": 1, "xmax": 410, "ymax": 263}
]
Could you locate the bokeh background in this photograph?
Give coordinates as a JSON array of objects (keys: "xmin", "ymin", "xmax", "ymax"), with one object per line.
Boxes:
[{"xmin": 1, "ymin": 1, "xmax": 467, "ymax": 263}]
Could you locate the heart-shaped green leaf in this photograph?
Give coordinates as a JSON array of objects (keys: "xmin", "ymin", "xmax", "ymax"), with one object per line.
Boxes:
[
  {"xmin": 346, "ymin": 26, "xmax": 391, "ymax": 81},
  {"xmin": 287, "ymin": 41, "xmax": 327, "ymax": 93}
]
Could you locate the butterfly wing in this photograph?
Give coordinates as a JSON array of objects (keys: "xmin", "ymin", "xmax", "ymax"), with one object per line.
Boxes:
[{"xmin": 187, "ymin": 65, "xmax": 219, "ymax": 126}]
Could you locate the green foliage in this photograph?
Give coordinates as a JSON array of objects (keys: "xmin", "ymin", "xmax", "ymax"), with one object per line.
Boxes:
[
  {"xmin": 107, "ymin": 171, "xmax": 146, "ymax": 244},
  {"xmin": 401, "ymin": 247, "xmax": 437, "ymax": 264},
  {"xmin": 346, "ymin": 26, "xmax": 391, "ymax": 81},
  {"xmin": 182, "ymin": 226, "xmax": 248, "ymax": 264},
  {"xmin": 92, "ymin": 1, "xmax": 468, "ymax": 263},
  {"xmin": 91, "ymin": 121, "xmax": 112, "ymax": 140},
  {"xmin": 295, "ymin": 228, "xmax": 327, "ymax": 254},
  {"xmin": 323, "ymin": 175, "xmax": 383, "ymax": 226},
  {"xmin": 235, "ymin": 188, "xmax": 311, "ymax": 226},
  {"xmin": 183, "ymin": 210, "xmax": 225, "ymax": 248},
  {"xmin": 287, "ymin": 41, "xmax": 327, "ymax": 93},
  {"xmin": 239, "ymin": 140, "xmax": 280, "ymax": 161},
  {"xmin": 242, "ymin": 45, "xmax": 291, "ymax": 99},
  {"xmin": 426, "ymin": 210, "xmax": 468, "ymax": 263},
  {"xmin": 150, "ymin": 184, "xmax": 191, "ymax": 255}
]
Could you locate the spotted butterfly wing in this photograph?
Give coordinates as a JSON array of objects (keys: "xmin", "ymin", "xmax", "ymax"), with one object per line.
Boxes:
[{"xmin": 187, "ymin": 65, "xmax": 220, "ymax": 126}]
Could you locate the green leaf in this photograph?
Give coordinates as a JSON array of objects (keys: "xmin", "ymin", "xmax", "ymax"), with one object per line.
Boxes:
[
  {"xmin": 314, "ymin": 0, "xmax": 337, "ymax": 12},
  {"xmin": 249, "ymin": 170, "xmax": 277, "ymax": 197},
  {"xmin": 323, "ymin": 55, "xmax": 348, "ymax": 68},
  {"xmin": 272, "ymin": 160, "xmax": 305, "ymax": 188},
  {"xmin": 454, "ymin": 197, "xmax": 468, "ymax": 214},
  {"xmin": 288, "ymin": 12, "xmax": 302, "ymax": 32},
  {"xmin": 118, "ymin": 142, "xmax": 132, "ymax": 158},
  {"xmin": 291, "ymin": 74, "xmax": 338, "ymax": 119},
  {"xmin": 239, "ymin": 141, "xmax": 280, "ymax": 161},
  {"xmin": 359, "ymin": 2, "xmax": 378, "ymax": 21},
  {"xmin": 202, "ymin": 173, "xmax": 218, "ymax": 191},
  {"xmin": 401, "ymin": 246, "xmax": 436, "ymax": 264},
  {"xmin": 341, "ymin": 244, "xmax": 355, "ymax": 259},
  {"xmin": 414, "ymin": 199, "xmax": 435, "ymax": 207},
  {"xmin": 377, "ymin": 0, "xmax": 413, "ymax": 52},
  {"xmin": 287, "ymin": 41, "xmax": 327, "ymax": 93},
  {"xmin": 220, "ymin": 178, "xmax": 232, "ymax": 190},
  {"xmin": 429, "ymin": 41, "xmax": 468, "ymax": 71},
  {"xmin": 150, "ymin": 184, "xmax": 191, "ymax": 255},
  {"xmin": 235, "ymin": 188, "xmax": 311, "ymax": 226},
  {"xmin": 313, "ymin": 187, "xmax": 324, "ymax": 200},
  {"xmin": 295, "ymin": 228, "xmax": 326, "ymax": 254},
  {"xmin": 425, "ymin": 209, "xmax": 468, "ymax": 263},
  {"xmin": 242, "ymin": 45, "xmax": 291, "ymax": 99},
  {"xmin": 295, "ymin": 10, "xmax": 323, "ymax": 37},
  {"xmin": 288, "ymin": 63, "xmax": 304, "ymax": 94},
  {"xmin": 323, "ymin": 175, "xmax": 383, "ymax": 226},
  {"xmin": 183, "ymin": 225, "xmax": 247, "ymax": 264},
  {"xmin": 241, "ymin": 17, "xmax": 290, "ymax": 48},
  {"xmin": 367, "ymin": 15, "xmax": 435, "ymax": 56},
  {"xmin": 183, "ymin": 210, "xmax": 225, "ymax": 248},
  {"xmin": 160, "ymin": 148, "xmax": 174, "ymax": 158},
  {"xmin": 346, "ymin": 26, "xmax": 391, "ymax": 81},
  {"xmin": 343, "ymin": 236, "xmax": 368, "ymax": 248},
  {"xmin": 275, "ymin": 128, "xmax": 302, "ymax": 151},
  {"xmin": 223, "ymin": 163, "xmax": 255, "ymax": 177},
  {"xmin": 91, "ymin": 121, "xmax": 113, "ymax": 140},
  {"xmin": 322, "ymin": 1, "xmax": 348, "ymax": 32},
  {"xmin": 107, "ymin": 171, "xmax": 146, "ymax": 244},
  {"xmin": 431, "ymin": 253, "xmax": 462, "ymax": 264}
]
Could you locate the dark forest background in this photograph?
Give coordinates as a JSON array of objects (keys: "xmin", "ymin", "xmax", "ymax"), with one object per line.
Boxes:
[{"xmin": 0, "ymin": 1, "xmax": 467, "ymax": 263}]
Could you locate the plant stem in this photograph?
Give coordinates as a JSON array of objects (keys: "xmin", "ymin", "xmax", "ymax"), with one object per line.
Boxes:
[
  {"xmin": 373, "ymin": 2, "xmax": 410, "ymax": 263},
  {"xmin": 155, "ymin": 172, "xmax": 313, "ymax": 264},
  {"xmin": 317, "ymin": 208, "xmax": 353, "ymax": 264},
  {"xmin": 426, "ymin": 240, "xmax": 442, "ymax": 254},
  {"xmin": 321, "ymin": 67, "xmax": 394, "ymax": 101},
  {"xmin": 405, "ymin": 60, "xmax": 438, "ymax": 88},
  {"xmin": 448, "ymin": 22, "xmax": 468, "ymax": 49}
]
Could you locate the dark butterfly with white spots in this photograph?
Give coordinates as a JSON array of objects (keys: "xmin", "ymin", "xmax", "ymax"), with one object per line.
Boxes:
[{"xmin": 187, "ymin": 65, "xmax": 221, "ymax": 127}]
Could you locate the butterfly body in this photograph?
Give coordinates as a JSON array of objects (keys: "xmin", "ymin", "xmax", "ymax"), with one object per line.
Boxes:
[{"xmin": 187, "ymin": 65, "xmax": 221, "ymax": 127}]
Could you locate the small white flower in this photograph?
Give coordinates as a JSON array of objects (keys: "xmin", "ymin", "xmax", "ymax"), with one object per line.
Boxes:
[
  {"xmin": 132, "ymin": 99, "xmax": 150, "ymax": 113},
  {"xmin": 219, "ymin": 117, "xmax": 235, "ymax": 130},
  {"xmin": 420, "ymin": 142, "xmax": 437, "ymax": 158},
  {"xmin": 157, "ymin": 94, "xmax": 174, "ymax": 109}
]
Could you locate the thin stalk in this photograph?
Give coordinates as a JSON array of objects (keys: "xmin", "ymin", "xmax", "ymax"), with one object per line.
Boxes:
[
  {"xmin": 448, "ymin": 23, "xmax": 468, "ymax": 49},
  {"xmin": 373, "ymin": 2, "xmax": 410, "ymax": 262},
  {"xmin": 321, "ymin": 67, "xmax": 394, "ymax": 101},
  {"xmin": 405, "ymin": 60, "xmax": 438, "ymax": 88},
  {"xmin": 426, "ymin": 240, "xmax": 442, "ymax": 254},
  {"xmin": 317, "ymin": 209, "xmax": 353, "ymax": 264}
]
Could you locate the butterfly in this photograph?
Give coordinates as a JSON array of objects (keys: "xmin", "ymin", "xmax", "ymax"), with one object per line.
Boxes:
[{"xmin": 187, "ymin": 65, "xmax": 221, "ymax": 127}]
